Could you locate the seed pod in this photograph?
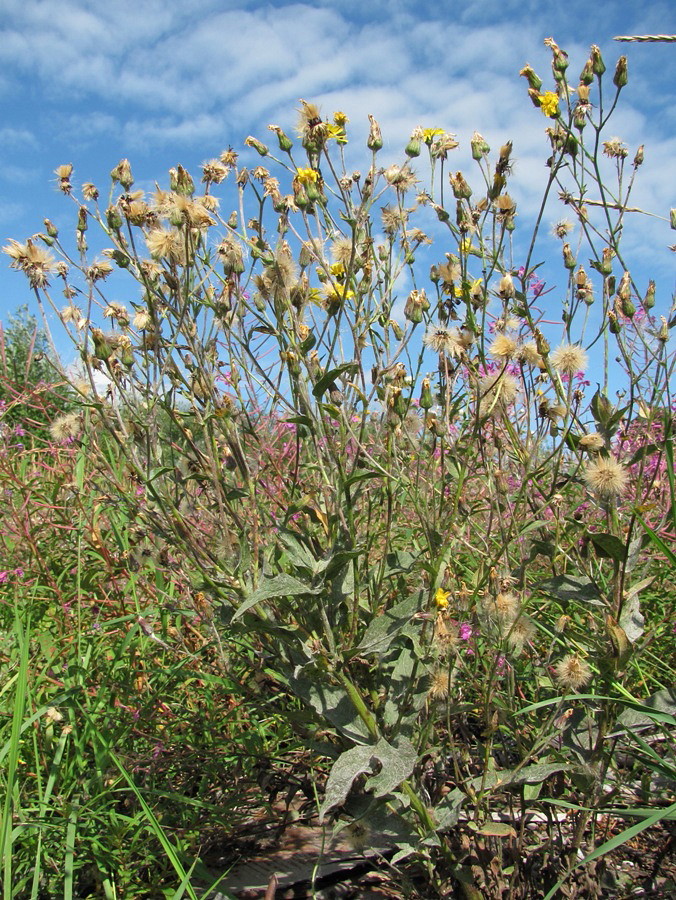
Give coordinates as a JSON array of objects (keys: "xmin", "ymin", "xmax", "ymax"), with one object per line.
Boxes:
[
  {"xmin": 613, "ymin": 56, "xmax": 628, "ymax": 89},
  {"xmin": 450, "ymin": 172, "xmax": 472, "ymax": 199},
  {"xmin": 643, "ymin": 280, "xmax": 655, "ymax": 310},
  {"xmin": 419, "ymin": 377, "xmax": 433, "ymax": 410},
  {"xmin": 367, "ymin": 115, "xmax": 383, "ymax": 152},
  {"xmin": 590, "ymin": 45, "xmax": 606, "ymax": 76}
]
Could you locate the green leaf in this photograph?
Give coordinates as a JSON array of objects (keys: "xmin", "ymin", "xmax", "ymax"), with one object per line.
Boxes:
[
  {"xmin": 590, "ymin": 532, "xmax": 627, "ymax": 561},
  {"xmin": 288, "ymin": 673, "xmax": 371, "ymax": 744},
  {"xmin": 619, "ymin": 593, "xmax": 644, "ymax": 643},
  {"xmin": 436, "ymin": 763, "xmax": 574, "ymax": 830},
  {"xmin": 356, "ymin": 592, "xmax": 422, "ymax": 655},
  {"xmin": 319, "ymin": 737, "xmax": 418, "ymax": 822},
  {"xmin": 536, "ymin": 574, "xmax": 604, "ymax": 606},
  {"xmin": 312, "ymin": 363, "xmax": 359, "ymax": 399},
  {"xmin": 232, "ymin": 573, "xmax": 321, "ymax": 620}
]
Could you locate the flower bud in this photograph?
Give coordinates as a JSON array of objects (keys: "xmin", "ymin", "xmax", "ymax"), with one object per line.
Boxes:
[
  {"xmin": 294, "ymin": 185, "xmax": 309, "ymax": 209},
  {"xmin": 245, "ymin": 136, "xmax": 269, "ymax": 157},
  {"xmin": 268, "ymin": 125, "xmax": 293, "ymax": 152},
  {"xmin": 643, "ymin": 280, "xmax": 655, "ymax": 310},
  {"xmin": 599, "ymin": 247, "xmax": 614, "ymax": 275},
  {"xmin": 405, "ymin": 128, "xmax": 422, "ymax": 158},
  {"xmin": 527, "ymin": 87, "xmax": 542, "ymax": 108},
  {"xmin": 404, "ymin": 288, "xmax": 430, "ymax": 324},
  {"xmin": 658, "ymin": 316, "xmax": 668, "ymax": 343},
  {"xmin": 419, "ymin": 377, "xmax": 434, "ymax": 409},
  {"xmin": 545, "ymin": 37, "xmax": 569, "ymax": 76},
  {"xmin": 169, "ymin": 165, "xmax": 195, "ymax": 196},
  {"xmin": 498, "ymin": 273, "xmax": 515, "ymax": 299},
  {"xmin": 613, "ymin": 56, "xmax": 628, "ymax": 89},
  {"xmin": 535, "ymin": 328, "xmax": 550, "ymax": 357},
  {"xmin": 111, "ymin": 249, "xmax": 130, "ymax": 268},
  {"xmin": 44, "ymin": 219, "xmax": 58, "ymax": 238},
  {"xmin": 449, "ymin": 171, "xmax": 472, "ymax": 199},
  {"xmin": 519, "ymin": 64, "xmax": 542, "ymax": 91},
  {"xmin": 470, "ymin": 131, "xmax": 490, "ymax": 160},
  {"xmin": 590, "ymin": 45, "xmax": 606, "ymax": 76},
  {"xmin": 367, "ymin": 114, "xmax": 383, "ymax": 152},
  {"xmin": 388, "ymin": 319, "xmax": 404, "ymax": 341},
  {"xmin": 579, "ymin": 59, "xmax": 594, "ymax": 85},
  {"xmin": 616, "ymin": 270, "xmax": 634, "ymax": 317},
  {"xmin": 670, "ymin": 209, "xmax": 676, "ymax": 230},
  {"xmin": 633, "ymin": 145, "xmax": 644, "ymax": 167},
  {"xmin": 608, "ymin": 309, "xmax": 621, "ymax": 334},
  {"xmin": 91, "ymin": 328, "xmax": 114, "ymax": 361},
  {"xmin": 111, "ymin": 159, "xmax": 133, "ymax": 190},
  {"xmin": 562, "ymin": 242, "xmax": 576, "ymax": 269},
  {"xmin": 77, "ymin": 207, "xmax": 88, "ymax": 233}
]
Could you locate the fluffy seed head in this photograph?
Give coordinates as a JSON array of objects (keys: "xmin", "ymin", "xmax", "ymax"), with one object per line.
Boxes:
[
  {"xmin": 423, "ymin": 326, "xmax": 465, "ymax": 358},
  {"xmin": 49, "ymin": 413, "xmax": 82, "ymax": 442},
  {"xmin": 579, "ymin": 432, "xmax": 605, "ymax": 452},
  {"xmin": 489, "ymin": 333, "xmax": 519, "ymax": 360},
  {"xmin": 555, "ymin": 654, "xmax": 592, "ymax": 691},
  {"xmin": 551, "ymin": 343, "xmax": 588, "ymax": 376},
  {"xmin": 583, "ymin": 456, "xmax": 629, "ymax": 498}
]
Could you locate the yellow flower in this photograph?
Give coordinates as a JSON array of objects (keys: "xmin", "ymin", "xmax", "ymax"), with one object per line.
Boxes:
[
  {"xmin": 538, "ymin": 91, "xmax": 560, "ymax": 117},
  {"xmin": 329, "ymin": 262, "xmax": 345, "ymax": 278},
  {"xmin": 422, "ymin": 128, "xmax": 445, "ymax": 144},
  {"xmin": 325, "ymin": 123, "xmax": 348, "ymax": 144},
  {"xmin": 333, "ymin": 111, "xmax": 349, "ymax": 127},
  {"xmin": 295, "ymin": 167, "xmax": 319, "ymax": 185},
  {"xmin": 434, "ymin": 588, "xmax": 451, "ymax": 610}
]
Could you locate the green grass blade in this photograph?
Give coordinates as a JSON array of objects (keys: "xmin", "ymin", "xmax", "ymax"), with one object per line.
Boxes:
[
  {"xmin": 109, "ymin": 751, "xmax": 201, "ymax": 900},
  {"xmin": 543, "ymin": 801, "xmax": 676, "ymax": 900},
  {"xmin": 1, "ymin": 605, "xmax": 31, "ymax": 900}
]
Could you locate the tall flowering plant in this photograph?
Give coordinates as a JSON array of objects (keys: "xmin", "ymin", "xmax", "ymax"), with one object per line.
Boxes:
[{"xmin": 4, "ymin": 39, "xmax": 675, "ymax": 898}]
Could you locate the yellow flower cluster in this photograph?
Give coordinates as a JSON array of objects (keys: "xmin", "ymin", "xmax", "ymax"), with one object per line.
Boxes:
[{"xmin": 538, "ymin": 91, "xmax": 560, "ymax": 118}]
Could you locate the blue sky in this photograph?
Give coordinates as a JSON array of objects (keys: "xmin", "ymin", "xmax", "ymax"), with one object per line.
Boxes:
[{"xmin": 1, "ymin": 0, "xmax": 675, "ymax": 370}]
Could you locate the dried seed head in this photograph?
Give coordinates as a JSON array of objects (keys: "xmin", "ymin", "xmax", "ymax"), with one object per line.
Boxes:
[
  {"xmin": 550, "ymin": 343, "xmax": 588, "ymax": 376},
  {"xmin": 603, "ymin": 137, "xmax": 628, "ymax": 159},
  {"xmin": 3, "ymin": 238, "xmax": 57, "ymax": 288},
  {"xmin": 579, "ymin": 432, "xmax": 605, "ymax": 452},
  {"xmin": 480, "ymin": 373, "xmax": 519, "ymax": 411},
  {"xmin": 507, "ymin": 616, "xmax": 535, "ymax": 653},
  {"xmin": 381, "ymin": 204, "xmax": 408, "ymax": 235},
  {"xmin": 429, "ymin": 667, "xmax": 454, "ymax": 700},
  {"xmin": 103, "ymin": 302, "xmax": 129, "ymax": 325},
  {"xmin": 555, "ymin": 654, "xmax": 592, "ymax": 691},
  {"xmin": 498, "ymin": 273, "xmax": 516, "ymax": 299},
  {"xmin": 145, "ymin": 227, "xmax": 185, "ymax": 264},
  {"xmin": 491, "ymin": 591, "xmax": 520, "ymax": 622},
  {"xmin": 489, "ymin": 333, "xmax": 519, "ymax": 360},
  {"xmin": 201, "ymin": 159, "xmax": 229, "ymax": 184},
  {"xmin": 49, "ymin": 412, "xmax": 81, "ymax": 442},
  {"xmin": 55, "ymin": 163, "xmax": 73, "ymax": 193},
  {"xmin": 331, "ymin": 237, "xmax": 354, "ymax": 269},
  {"xmin": 383, "ymin": 164, "xmax": 418, "ymax": 193},
  {"xmin": 519, "ymin": 341, "xmax": 544, "ymax": 368},
  {"xmin": 423, "ymin": 326, "xmax": 464, "ymax": 358},
  {"xmin": 87, "ymin": 259, "xmax": 114, "ymax": 282},
  {"xmin": 133, "ymin": 308, "xmax": 152, "ymax": 330},
  {"xmin": 583, "ymin": 456, "xmax": 628, "ymax": 499}
]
